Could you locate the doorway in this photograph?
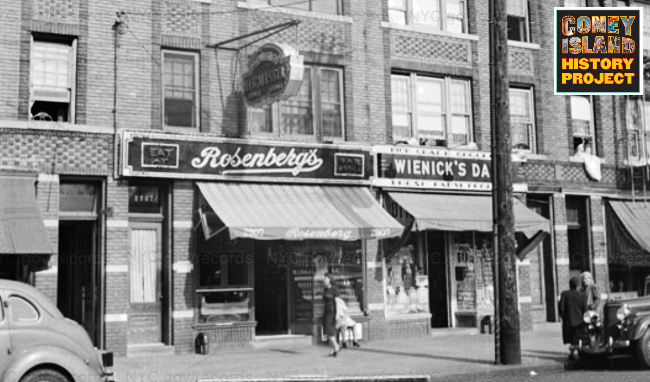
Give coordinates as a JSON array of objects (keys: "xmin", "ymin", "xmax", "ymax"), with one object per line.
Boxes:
[
  {"xmin": 427, "ymin": 231, "xmax": 449, "ymax": 328},
  {"xmin": 58, "ymin": 220, "xmax": 98, "ymax": 344},
  {"xmin": 254, "ymin": 243, "xmax": 289, "ymax": 335}
]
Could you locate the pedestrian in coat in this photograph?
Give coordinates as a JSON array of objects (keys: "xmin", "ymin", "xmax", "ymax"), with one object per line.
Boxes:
[
  {"xmin": 322, "ymin": 273, "xmax": 341, "ymax": 357},
  {"xmin": 581, "ymin": 271, "xmax": 602, "ymax": 314},
  {"xmin": 559, "ymin": 277, "xmax": 587, "ymax": 360}
]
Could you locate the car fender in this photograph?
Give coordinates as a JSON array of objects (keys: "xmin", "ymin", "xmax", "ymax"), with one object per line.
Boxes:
[
  {"xmin": 631, "ymin": 315, "xmax": 650, "ymax": 341},
  {"xmin": 1, "ymin": 345, "xmax": 102, "ymax": 382}
]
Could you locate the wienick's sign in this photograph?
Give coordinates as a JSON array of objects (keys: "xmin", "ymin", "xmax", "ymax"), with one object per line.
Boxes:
[
  {"xmin": 373, "ymin": 145, "xmax": 526, "ymax": 191},
  {"xmin": 120, "ymin": 131, "xmax": 371, "ymax": 184},
  {"xmin": 242, "ymin": 43, "xmax": 304, "ymax": 107}
]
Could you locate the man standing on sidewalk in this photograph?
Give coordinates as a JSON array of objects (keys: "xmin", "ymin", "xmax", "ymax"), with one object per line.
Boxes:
[{"xmin": 558, "ymin": 277, "xmax": 587, "ymax": 361}]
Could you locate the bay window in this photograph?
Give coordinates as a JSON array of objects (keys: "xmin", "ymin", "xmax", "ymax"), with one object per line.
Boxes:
[
  {"xmin": 509, "ymin": 87, "xmax": 536, "ymax": 152},
  {"xmin": 391, "ymin": 73, "xmax": 473, "ymax": 148},
  {"xmin": 388, "ymin": 0, "xmax": 468, "ymax": 34},
  {"xmin": 248, "ymin": 65, "xmax": 345, "ymax": 141}
]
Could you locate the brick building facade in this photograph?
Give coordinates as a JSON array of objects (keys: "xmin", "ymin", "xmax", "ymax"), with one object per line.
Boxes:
[{"xmin": 0, "ymin": 0, "xmax": 645, "ymax": 357}]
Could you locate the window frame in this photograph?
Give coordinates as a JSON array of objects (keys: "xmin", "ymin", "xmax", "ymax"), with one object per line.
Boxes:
[
  {"xmin": 506, "ymin": 0, "xmax": 531, "ymax": 43},
  {"xmin": 564, "ymin": 0, "xmax": 586, "ymax": 6},
  {"xmin": 388, "ymin": 0, "xmax": 469, "ymax": 34},
  {"xmin": 247, "ymin": 65, "xmax": 346, "ymax": 142},
  {"xmin": 626, "ymin": 96, "xmax": 650, "ymax": 163},
  {"xmin": 8, "ymin": 296, "xmax": 40, "ymax": 323},
  {"xmin": 390, "ymin": 72, "xmax": 474, "ymax": 148},
  {"xmin": 161, "ymin": 49, "xmax": 200, "ymax": 131},
  {"xmin": 265, "ymin": 0, "xmax": 343, "ymax": 15},
  {"xmin": 570, "ymin": 95, "xmax": 596, "ymax": 156},
  {"xmin": 509, "ymin": 86, "xmax": 537, "ymax": 153},
  {"xmin": 29, "ymin": 36, "xmax": 77, "ymax": 123}
]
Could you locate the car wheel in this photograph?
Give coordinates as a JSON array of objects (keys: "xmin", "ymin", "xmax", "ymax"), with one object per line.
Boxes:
[
  {"xmin": 20, "ymin": 369, "xmax": 70, "ymax": 382},
  {"xmin": 636, "ymin": 329, "xmax": 650, "ymax": 369}
]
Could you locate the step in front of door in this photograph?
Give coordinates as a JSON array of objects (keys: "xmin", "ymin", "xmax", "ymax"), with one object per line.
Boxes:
[{"xmin": 127, "ymin": 343, "xmax": 175, "ymax": 357}]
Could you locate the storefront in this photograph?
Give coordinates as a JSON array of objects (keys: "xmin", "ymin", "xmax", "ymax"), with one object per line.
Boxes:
[
  {"xmin": 119, "ymin": 131, "xmax": 404, "ymax": 350},
  {"xmin": 372, "ymin": 145, "xmax": 550, "ymax": 329},
  {"xmin": 606, "ymin": 199, "xmax": 650, "ymax": 298}
]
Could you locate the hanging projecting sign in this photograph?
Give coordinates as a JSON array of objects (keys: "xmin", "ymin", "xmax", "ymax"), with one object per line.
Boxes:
[
  {"xmin": 372, "ymin": 145, "xmax": 527, "ymax": 191},
  {"xmin": 120, "ymin": 131, "xmax": 371, "ymax": 184},
  {"xmin": 242, "ymin": 43, "xmax": 304, "ymax": 107}
]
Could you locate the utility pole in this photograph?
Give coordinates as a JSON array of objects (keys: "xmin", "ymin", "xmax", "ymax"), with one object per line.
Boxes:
[{"xmin": 489, "ymin": 0, "xmax": 521, "ymax": 365}]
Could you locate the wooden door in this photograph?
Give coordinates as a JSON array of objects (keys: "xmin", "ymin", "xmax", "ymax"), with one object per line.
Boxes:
[{"xmin": 128, "ymin": 222, "xmax": 163, "ymax": 344}]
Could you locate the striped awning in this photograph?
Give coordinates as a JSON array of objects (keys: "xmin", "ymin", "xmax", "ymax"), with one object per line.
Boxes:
[
  {"xmin": 0, "ymin": 171, "xmax": 54, "ymax": 255},
  {"xmin": 197, "ymin": 182, "xmax": 404, "ymax": 241},
  {"xmin": 388, "ymin": 192, "xmax": 550, "ymax": 237}
]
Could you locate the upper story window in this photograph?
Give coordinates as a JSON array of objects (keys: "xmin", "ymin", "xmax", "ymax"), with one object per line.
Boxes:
[
  {"xmin": 30, "ymin": 38, "xmax": 77, "ymax": 123},
  {"xmin": 163, "ymin": 50, "xmax": 199, "ymax": 129},
  {"xmin": 266, "ymin": 0, "xmax": 342, "ymax": 14},
  {"xmin": 509, "ymin": 87, "xmax": 536, "ymax": 152},
  {"xmin": 507, "ymin": 0, "xmax": 530, "ymax": 42},
  {"xmin": 626, "ymin": 97, "xmax": 650, "ymax": 162},
  {"xmin": 570, "ymin": 95, "xmax": 596, "ymax": 155},
  {"xmin": 248, "ymin": 65, "xmax": 344, "ymax": 141},
  {"xmin": 391, "ymin": 73, "xmax": 473, "ymax": 147},
  {"xmin": 564, "ymin": 0, "xmax": 586, "ymax": 6},
  {"xmin": 388, "ymin": 0, "xmax": 468, "ymax": 34}
]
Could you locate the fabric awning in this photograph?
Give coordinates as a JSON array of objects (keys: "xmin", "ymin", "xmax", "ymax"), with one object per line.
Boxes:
[
  {"xmin": 608, "ymin": 200, "xmax": 650, "ymax": 266},
  {"xmin": 0, "ymin": 172, "xmax": 54, "ymax": 255},
  {"xmin": 197, "ymin": 182, "xmax": 404, "ymax": 241},
  {"xmin": 388, "ymin": 192, "xmax": 549, "ymax": 237}
]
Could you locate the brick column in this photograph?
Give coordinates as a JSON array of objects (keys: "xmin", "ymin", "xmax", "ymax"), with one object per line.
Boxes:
[
  {"xmin": 172, "ymin": 180, "xmax": 196, "ymax": 353},
  {"xmin": 34, "ymin": 173, "xmax": 59, "ymax": 303},
  {"xmin": 104, "ymin": 178, "xmax": 129, "ymax": 356},
  {"xmin": 553, "ymin": 194, "xmax": 570, "ymax": 293},
  {"xmin": 516, "ymin": 259, "xmax": 533, "ymax": 331},
  {"xmin": 590, "ymin": 196, "xmax": 609, "ymax": 293}
]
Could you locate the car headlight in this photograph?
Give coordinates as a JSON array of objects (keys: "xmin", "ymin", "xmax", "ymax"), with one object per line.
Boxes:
[
  {"xmin": 617, "ymin": 306, "xmax": 631, "ymax": 321},
  {"xmin": 584, "ymin": 310, "xmax": 598, "ymax": 323}
]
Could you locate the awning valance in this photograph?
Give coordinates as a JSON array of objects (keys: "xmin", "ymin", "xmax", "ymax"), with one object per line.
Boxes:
[
  {"xmin": 607, "ymin": 200, "xmax": 650, "ymax": 267},
  {"xmin": 387, "ymin": 192, "xmax": 549, "ymax": 237},
  {"xmin": 0, "ymin": 172, "xmax": 54, "ymax": 255},
  {"xmin": 197, "ymin": 182, "xmax": 404, "ymax": 241}
]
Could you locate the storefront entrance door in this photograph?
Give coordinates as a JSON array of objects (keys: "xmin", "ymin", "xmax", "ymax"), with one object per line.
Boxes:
[
  {"xmin": 254, "ymin": 245, "xmax": 289, "ymax": 335},
  {"xmin": 427, "ymin": 231, "xmax": 449, "ymax": 327},
  {"xmin": 128, "ymin": 222, "xmax": 163, "ymax": 344}
]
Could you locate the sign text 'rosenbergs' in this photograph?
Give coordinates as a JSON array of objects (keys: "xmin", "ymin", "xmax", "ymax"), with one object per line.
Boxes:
[{"xmin": 121, "ymin": 131, "xmax": 372, "ymax": 183}]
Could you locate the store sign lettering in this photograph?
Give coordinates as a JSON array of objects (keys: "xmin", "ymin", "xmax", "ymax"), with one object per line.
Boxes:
[
  {"xmin": 392, "ymin": 158, "xmax": 491, "ymax": 179},
  {"xmin": 191, "ymin": 146, "xmax": 323, "ymax": 176},
  {"xmin": 285, "ymin": 227, "xmax": 353, "ymax": 240}
]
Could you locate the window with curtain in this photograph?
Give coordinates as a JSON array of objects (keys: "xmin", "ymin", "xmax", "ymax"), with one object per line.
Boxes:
[
  {"xmin": 570, "ymin": 96, "xmax": 596, "ymax": 155},
  {"xmin": 507, "ymin": 0, "xmax": 530, "ymax": 42},
  {"xmin": 509, "ymin": 87, "xmax": 536, "ymax": 152},
  {"xmin": 129, "ymin": 229, "xmax": 159, "ymax": 304},
  {"xmin": 391, "ymin": 73, "xmax": 472, "ymax": 147},
  {"xmin": 388, "ymin": 0, "xmax": 468, "ymax": 34},
  {"xmin": 248, "ymin": 65, "xmax": 344, "ymax": 141},
  {"xmin": 163, "ymin": 51, "xmax": 199, "ymax": 129}
]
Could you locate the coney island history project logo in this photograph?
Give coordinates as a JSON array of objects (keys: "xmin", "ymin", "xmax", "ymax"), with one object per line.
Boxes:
[{"xmin": 555, "ymin": 7, "xmax": 643, "ymax": 95}]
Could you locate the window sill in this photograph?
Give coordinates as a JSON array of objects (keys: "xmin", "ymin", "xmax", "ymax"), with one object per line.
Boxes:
[
  {"xmin": 507, "ymin": 40, "xmax": 542, "ymax": 50},
  {"xmin": 569, "ymin": 154, "xmax": 607, "ymax": 164},
  {"xmin": 623, "ymin": 158, "xmax": 649, "ymax": 166},
  {"xmin": 521, "ymin": 153, "xmax": 549, "ymax": 161},
  {"xmin": 164, "ymin": 126, "xmax": 200, "ymax": 134},
  {"xmin": 189, "ymin": 0, "xmax": 211, "ymax": 3},
  {"xmin": 237, "ymin": 1, "xmax": 353, "ymax": 23},
  {"xmin": 193, "ymin": 321, "xmax": 256, "ymax": 329},
  {"xmin": 380, "ymin": 22, "xmax": 479, "ymax": 41}
]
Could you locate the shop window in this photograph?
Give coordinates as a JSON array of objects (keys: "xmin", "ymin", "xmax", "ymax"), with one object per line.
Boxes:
[
  {"xmin": 570, "ymin": 96, "xmax": 596, "ymax": 155},
  {"xmin": 507, "ymin": 0, "xmax": 530, "ymax": 42},
  {"xmin": 391, "ymin": 73, "xmax": 473, "ymax": 148},
  {"xmin": 248, "ymin": 66, "xmax": 345, "ymax": 142},
  {"xmin": 266, "ymin": 0, "xmax": 342, "ymax": 15},
  {"xmin": 30, "ymin": 38, "xmax": 77, "ymax": 123},
  {"xmin": 388, "ymin": 0, "xmax": 468, "ymax": 34},
  {"xmin": 509, "ymin": 87, "xmax": 536, "ymax": 152},
  {"xmin": 385, "ymin": 236, "xmax": 429, "ymax": 316},
  {"xmin": 162, "ymin": 50, "xmax": 199, "ymax": 129},
  {"xmin": 8, "ymin": 296, "xmax": 39, "ymax": 322},
  {"xmin": 625, "ymin": 97, "xmax": 650, "ymax": 162}
]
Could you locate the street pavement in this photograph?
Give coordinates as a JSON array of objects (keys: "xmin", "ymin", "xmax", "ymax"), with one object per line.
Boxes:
[{"xmin": 116, "ymin": 323, "xmax": 570, "ymax": 382}]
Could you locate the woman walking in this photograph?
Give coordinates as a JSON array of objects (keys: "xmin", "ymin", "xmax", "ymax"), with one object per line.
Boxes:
[
  {"xmin": 580, "ymin": 271, "xmax": 601, "ymax": 313},
  {"xmin": 322, "ymin": 273, "xmax": 341, "ymax": 357}
]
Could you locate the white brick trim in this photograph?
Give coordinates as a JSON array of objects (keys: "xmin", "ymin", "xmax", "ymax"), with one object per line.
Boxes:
[
  {"xmin": 173, "ymin": 310, "xmax": 194, "ymax": 319},
  {"xmin": 173, "ymin": 261, "xmax": 193, "ymax": 274},
  {"xmin": 517, "ymin": 259, "xmax": 531, "ymax": 266},
  {"xmin": 594, "ymin": 258, "xmax": 607, "ymax": 264},
  {"xmin": 591, "ymin": 226, "xmax": 604, "ymax": 232},
  {"xmin": 366, "ymin": 261, "xmax": 382, "ymax": 269},
  {"xmin": 556, "ymin": 258, "xmax": 570, "ymax": 265},
  {"xmin": 173, "ymin": 220, "xmax": 193, "ymax": 229},
  {"xmin": 105, "ymin": 314, "xmax": 128, "ymax": 322},
  {"xmin": 518, "ymin": 296, "xmax": 533, "ymax": 303},
  {"xmin": 106, "ymin": 264, "xmax": 128, "ymax": 273},
  {"xmin": 368, "ymin": 303, "xmax": 385, "ymax": 310},
  {"xmin": 38, "ymin": 174, "xmax": 59, "ymax": 183},
  {"xmin": 554, "ymin": 224, "xmax": 568, "ymax": 231},
  {"xmin": 42, "ymin": 219, "xmax": 59, "ymax": 228},
  {"xmin": 106, "ymin": 219, "xmax": 128, "ymax": 228}
]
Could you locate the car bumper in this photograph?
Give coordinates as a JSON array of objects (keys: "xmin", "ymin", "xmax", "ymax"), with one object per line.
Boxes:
[{"xmin": 577, "ymin": 337, "xmax": 631, "ymax": 355}]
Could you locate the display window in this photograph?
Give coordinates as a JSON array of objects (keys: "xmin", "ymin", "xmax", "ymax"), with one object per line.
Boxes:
[{"xmin": 385, "ymin": 235, "xmax": 429, "ymax": 316}]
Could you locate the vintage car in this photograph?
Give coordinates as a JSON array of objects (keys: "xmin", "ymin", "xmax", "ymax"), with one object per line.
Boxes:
[
  {"xmin": 578, "ymin": 276, "xmax": 650, "ymax": 367},
  {"xmin": 0, "ymin": 280, "xmax": 114, "ymax": 382}
]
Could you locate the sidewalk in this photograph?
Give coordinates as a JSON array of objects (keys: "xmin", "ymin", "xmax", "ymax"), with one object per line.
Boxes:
[{"xmin": 115, "ymin": 323, "xmax": 567, "ymax": 382}]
